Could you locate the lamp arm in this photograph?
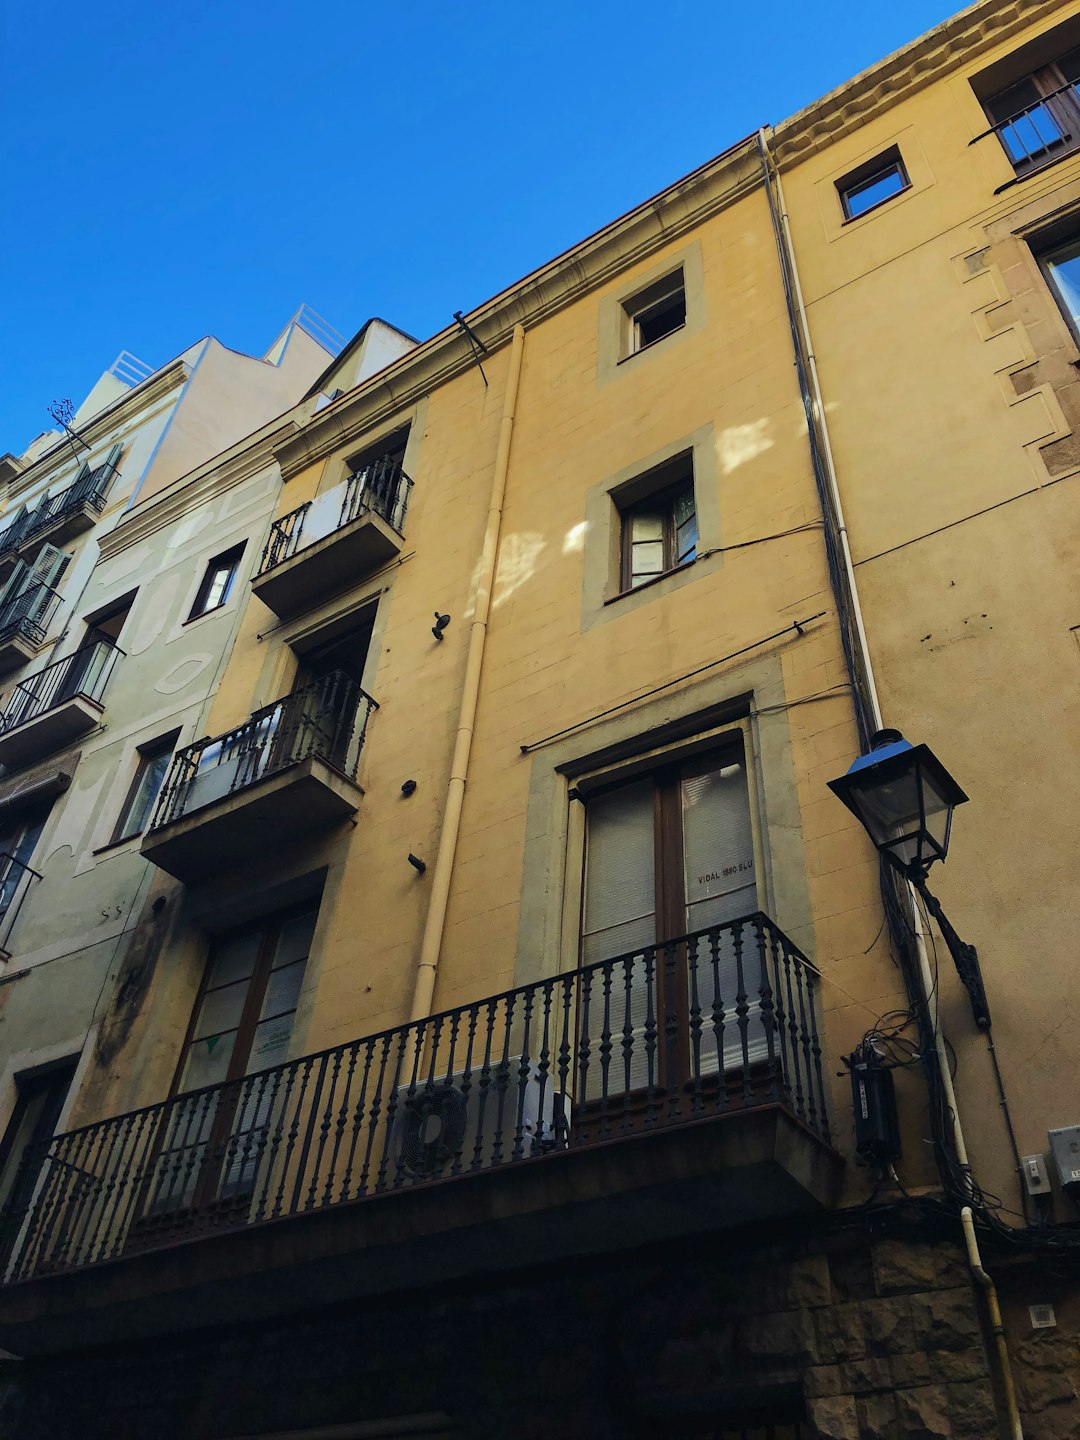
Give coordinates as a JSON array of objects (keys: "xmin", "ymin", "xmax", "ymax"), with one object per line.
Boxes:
[{"xmin": 910, "ymin": 874, "xmax": 992, "ymax": 1031}]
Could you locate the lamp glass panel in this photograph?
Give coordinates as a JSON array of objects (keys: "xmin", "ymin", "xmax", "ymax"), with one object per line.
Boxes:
[
  {"xmin": 845, "ymin": 766, "xmax": 923, "ymax": 850},
  {"xmin": 920, "ymin": 768, "xmax": 954, "ymax": 855}
]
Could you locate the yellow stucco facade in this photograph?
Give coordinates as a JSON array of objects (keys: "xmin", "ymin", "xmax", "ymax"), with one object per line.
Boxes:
[{"xmin": 8, "ymin": 3, "xmax": 1080, "ymax": 1434}]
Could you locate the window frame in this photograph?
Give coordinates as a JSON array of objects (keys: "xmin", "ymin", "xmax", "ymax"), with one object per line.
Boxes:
[
  {"xmin": 186, "ymin": 543, "xmax": 246, "ymax": 623},
  {"xmin": 615, "ymin": 462, "xmax": 698, "ymax": 596},
  {"xmin": 621, "ymin": 268, "xmax": 687, "ymax": 358},
  {"xmin": 170, "ymin": 903, "xmax": 319, "ymax": 1102},
  {"xmin": 110, "ymin": 730, "xmax": 181, "ymax": 845},
  {"xmin": 576, "ymin": 731, "xmax": 765, "ymax": 1105},
  {"xmin": 837, "ymin": 148, "xmax": 911, "ymax": 222},
  {"xmin": 983, "ymin": 51, "xmax": 1080, "ymax": 177}
]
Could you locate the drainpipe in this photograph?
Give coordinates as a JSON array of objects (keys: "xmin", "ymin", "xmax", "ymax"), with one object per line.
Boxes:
[
  {"xmin": 963, "ymin": 1207, "xmax": 1025, "ymax": 1440},
  {"xmin": 759, "ymin": 129, "xmax": 1022, "ymax": 1438},
  {"xmin": 408, "ymin": 323, "xmax": 526, "ymax": 1023}
]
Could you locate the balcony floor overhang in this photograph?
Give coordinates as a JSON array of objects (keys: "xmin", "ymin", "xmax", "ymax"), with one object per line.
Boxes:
[
  {"xmin": 252, "ymin": 511, "xmax": 404, "ymax": 621},
  {"xmin": 0, "ymin": 697, "xmax": 103, "ymax": 769},
  {"xmin": 0, "ymin": 1106, "xmax": 843, "ymax": 1358},
  {"xmin": 141, "ymin": 755, "xmax": 362, "ymax": 882},
  {"xmin": 0, "ymin": 633, "xmax": 42, "ymax": 679},
  {"xmin": 22, "ymin": 505, "xmax": 98, "ymax": 553}
]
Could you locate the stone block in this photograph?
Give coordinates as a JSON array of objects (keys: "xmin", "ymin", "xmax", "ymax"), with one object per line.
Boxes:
[
  {"xmin": 895, "ymin": 1384, "xmax": 952, "ymax": 1438},
  {"xmin": 890, "ymin": 1351, "xmax": 932, "ymax": 1388},
  {"xmin": 841, "ymin": 1355, "xmax": 892, "ymax": 1394},
  {"xmin": 946, "ymin": 1379, "xmax": 999, "ymax": 1437},
  {"xmin": 910, "ymin": 1288, "xmax": 981, "ymax": 1351},
  {"xmin": 789, "ymin": 1253, "xmax": 832, "ymax": 1310},
  {"xmin": 740, "ymin": 1308, "xmax": 818, "ymax": 1367},
  {"xmin": 873, "ymin": 1239, "xmax": 939, "ymax": 1295},
  {"xmin": 926, "ymin": 1346, "xmax": 988, "ymax": 1384},
  {"xmin": 863, "ymin": 1296, "xmax": 913, "ymax": 1356},
  {"xmin": 856, "ymin": 1390, "xmax": 899, "ymax": 1440},
  {"xmin": 805, "ymin": 1364, "xmax": 844, "ymax": 1398},
  {"xmin": 809, "ymin": 1394, "xmax": 861, "ymax": 1440},
  {"xmin": 828, "ymin": 1245, "xmax": 876, "ymax": 1302},
  {"xmin": 815, "ymin": 1302, "xmax": 867, "ymax": 1363}
]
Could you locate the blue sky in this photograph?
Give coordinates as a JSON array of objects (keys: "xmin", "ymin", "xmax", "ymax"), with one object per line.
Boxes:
[{"xmin": 2, "ymin": 0, "xmax": 958, "ymax": 452}]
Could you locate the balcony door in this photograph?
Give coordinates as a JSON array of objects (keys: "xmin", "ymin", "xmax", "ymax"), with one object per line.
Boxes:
[
  {"xmin": 141, "ymin": 906, "xmax": 318, "ymax": 1225},
  {"xmin": 579, "ymin": 742, "xmax": 762, "ymax": 1101}
]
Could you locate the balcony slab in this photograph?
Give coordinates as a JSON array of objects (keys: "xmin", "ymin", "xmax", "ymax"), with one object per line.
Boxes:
[
  {"xmin": 252, "ymin": 511, "xmax": 404, "ymax": 621},
  {"xmin": 20, "ymin": 503, "xmax": 99, "ymax": 552},
  {"xmin": 0, "ymin": 697, "xmax": 103, "ymax": 769},
  {"xmin": 0, "ymin": 634, "xmax": 42, "ymax": 680},
  {"xmin": 0, "ymin": 1106, "xmax": 842, "ymax": 1357},
  {"xmin": 141, "ymin": 755, "xmax": 362, "ymax": 882}
]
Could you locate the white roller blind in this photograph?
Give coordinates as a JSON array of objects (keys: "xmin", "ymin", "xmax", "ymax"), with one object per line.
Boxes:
[
  {"xmin": 582, "ymin": 779, "xmax": 655, "ymax": 965},
  {"xmin": 582, "ymin": 780, "xmax": 657, "ymax": 1096},
  {"xmin": 680, "ymin": 754, "xmax": 764, "ymax": 1071}
]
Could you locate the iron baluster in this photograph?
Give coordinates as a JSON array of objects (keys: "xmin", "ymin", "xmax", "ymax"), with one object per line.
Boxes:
[
  {"xmin": 324, "ymin": 1042, "xmax": 358, "ymax": 1207},
  {"xmin": 732, "ymin": 920, "xmax": 752, "ymax": 1105},
  {"xmin": 687, "ymin": 934, "xmax": 704, "ymax": 1115},
  {"xmin": 512, "ymin": 989, "xmax": 535, "ymax": 1162},
  {"xmin": 708, "ymin": 927, "xmax": 728, "ymax": 1115},
  {"xmin": 754, "ymin": 917, "xmax": 780, "ymax": 1105},
  {"xmin": 359, "ymin": 1033, "xmax": 393, "ymax": 1197},
  {"xmin": 780, "ymin": 935, "xmax": 807, "ymax": 1125},
  {"xmin": 292, "ymin": 1053, "xmax": 330, "ymax": 1213},
  {"xmin": 450, "ymin": 1005, "xmax": 479, "ymax": 1178},
  {"xmin": 470, "ymin": 1001, "xmax": 497, "ymax": 1172},
  {"xmin": 642, "ymin": 948, "xmax": 659, "ymax": 1129},
  {"xmin": 340, "ymin": 1040, "xmax": 374, "ymax": 1203}
]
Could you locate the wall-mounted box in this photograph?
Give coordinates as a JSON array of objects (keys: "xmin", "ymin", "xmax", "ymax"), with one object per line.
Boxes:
[{"xmin": 1048, "ymin": 1127, "xmax": 1080, "ymax": 1190}]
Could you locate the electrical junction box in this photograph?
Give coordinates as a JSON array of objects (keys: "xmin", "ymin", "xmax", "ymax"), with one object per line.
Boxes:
[
  {"xmin": 1022, "ymin": 1153, "xmax": 1051, "ymax": 1198},
  {"xmin": 1048, "ymin": 1127, "xmax": 1080, "ymax": 1190}
]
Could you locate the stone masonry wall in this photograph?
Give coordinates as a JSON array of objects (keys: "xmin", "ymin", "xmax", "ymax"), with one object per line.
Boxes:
[{"xmin": 0, "ymin": 1231, "xmax": 1004, "ymax": 1439}]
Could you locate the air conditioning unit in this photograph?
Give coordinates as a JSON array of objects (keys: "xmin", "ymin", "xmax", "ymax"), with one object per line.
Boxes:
[{"xmin": 388, "ymin": 1060, "xmax": 571, "ymax": 1181}]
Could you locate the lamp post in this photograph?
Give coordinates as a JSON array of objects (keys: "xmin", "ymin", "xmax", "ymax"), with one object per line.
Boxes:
[{"xmin": 828, "ymin": 729, "xmax": 991, "ymax": 1030}]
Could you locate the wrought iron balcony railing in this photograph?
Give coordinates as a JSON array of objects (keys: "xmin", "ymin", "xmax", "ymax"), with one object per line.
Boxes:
[
  {"xmin": 0, "ymin": 459, "xmax": 119, "ymax": 563},
  {"xmin": 0, "ymin": 914, "xmax": 829, "ymax": 1282},
  {"xmin": 0, "ymin": 634, "xmax": 122, "ymax": 735},
  {"xmin": 974, "ymin": 81, "xmax": 1080, "ymax": 171},
  {"xmin": 0, "ymin": 582, "xmax": 63, "ymax": 652},
  {"xmin": 0, "ymin": 853, "xmax": 41, "ymax": 957},
  {"xmin": 258, "ymin": 455, "xmax": 413, "ymax": 576},
  {"xmin": 148, "ymin": 670, "xmax": 377, "ymax": 831}
]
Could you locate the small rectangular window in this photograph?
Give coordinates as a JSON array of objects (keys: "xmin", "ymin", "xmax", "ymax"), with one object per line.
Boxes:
[
  {"xmin": 188, "ymin": 544, "xmax": 245, "ymax": 621},
  {"xmin": 617, "ymin": 458, "xmax": 698, "ymax": 593},
  {"xmin": 112, "ymin": 731, "xmax": 180, "ymax": 843},
  {"xmin": 838, "ymin": 150, "xmax": 909, "ymax": 220},
  {"xmin": 623, "ymin": 270, "xmax": 686, "ymax": 355}
]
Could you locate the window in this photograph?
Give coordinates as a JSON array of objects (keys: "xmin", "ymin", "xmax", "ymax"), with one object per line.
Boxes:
[
  {"xmin": 617, "ymin": 459, "xmax": 698, "ymax": 592},
  {"xmin": 112, "ymin": 731, "xmax": 179, "ymax": 843},
  {"xmin": 0, "ymin": 1061, "xmax": 76, "ymax": 1266},
  {"xmin": 983, "ymin": 46, "xmax": 1080, "ymax": 173},
  {"xmin": 0, "ymin": 802, "xmax": 49, "ymax": 921},
  {"xmin": 623, "ymin": 269, "xmax": 686, "ymax": 354},
  {"xmin": 141, "ymin": 907, "xmax": 319, "ymax": 1220},
  {"xmin": 1034, "ymin": 228, "xmax": 1080, "ymax": 342},
  {"xmin": 837, "ymin": 149, "xmax": 910, "ymax": 220},
  {"xmin": 188, "ymin": 543, "xmax": 245, "ymax": 621},
  {"xmin": 580, "ymin": 739, "xmax": 761, "ymax": 1093},
  {"xmin": 176, "ymin": 906, "xmax": 318, "ymax": 1095}
]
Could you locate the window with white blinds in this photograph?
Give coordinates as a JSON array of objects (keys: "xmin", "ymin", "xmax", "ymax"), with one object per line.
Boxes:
[{"xmin": 580, "ymin": 741, "xmax": 763, "ymax": 1094}]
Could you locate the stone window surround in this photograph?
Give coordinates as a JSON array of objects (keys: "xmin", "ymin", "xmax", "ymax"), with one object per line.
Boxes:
[
  {"xmin": 512, "ymin": 647, "xmax": 816, "ymax": 989},
  {"xmin": 596, "ymin": 240, "xmax": 706, "ymax": 386},
  {"xmin": 579, "ymin": 421, "xmax": 722, "ymax": 632},
  {"xmin": 811, "ymin": 124, "xmax": 934, "ymax": 243},
  {"xmin": 312, "ymin": 397, "xmax": 428, "ymax": 501}
]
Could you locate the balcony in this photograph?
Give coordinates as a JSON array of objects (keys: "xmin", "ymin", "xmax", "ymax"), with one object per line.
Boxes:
[
  {"xmin": 0, "ymin": 458, "xmax": 119, "ymax": 570},
  {"xmin": 0, "ymin": 583, "xmax": 63, "ymax": 677},
  {"xmin": 141, "ymin": 671, "xmax": 376, "ymax": 882},
  {"xmin": 251, "ymin": 456, "xmax": 413, "ymax": 621},
  {"xmin": 0, "ymin": 914, "xmax": 840, "ymax": 1354},
  {"xmin": 0, "ymin": 636, "xmax": 122, "ymax": 769},
  {"xmin": 0, "ymin": 854, "xmax": 41, "ymax": 959}
]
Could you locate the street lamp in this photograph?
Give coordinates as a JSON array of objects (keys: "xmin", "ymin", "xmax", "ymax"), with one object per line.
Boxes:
[{"xmin": 829, "ymin": 729, "xmax": 991, "ymax": 1030}]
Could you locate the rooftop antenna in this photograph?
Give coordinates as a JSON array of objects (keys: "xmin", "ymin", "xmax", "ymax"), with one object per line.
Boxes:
[
  {"xmin": 47, "ymin": 399, "xmax": 91, "ymax": 463},
  {"xmin": 452, "ymin": 311, "xmax": 489, "ymax": 388}
]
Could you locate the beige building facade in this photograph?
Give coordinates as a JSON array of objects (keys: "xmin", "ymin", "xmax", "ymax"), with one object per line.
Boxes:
[{"xmin": 0, "ymin": 5, "xmax": 1076, "ymax": 1438}]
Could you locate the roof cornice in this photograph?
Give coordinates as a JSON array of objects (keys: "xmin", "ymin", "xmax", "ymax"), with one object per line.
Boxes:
[
  {"xmin": 11, "ymin": 360, "xmax": 190, "ymax": 497},
  {"xmin": 771, "ymin": 0, "xmax": 1072, "ymax": 165},
  {"xmin": 97, "ymin": 418, "xmax": 299, "ymax": 560},
  {"xmin": 274, "ymin": 136, "xmax": 763, "ymax": 480}
]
